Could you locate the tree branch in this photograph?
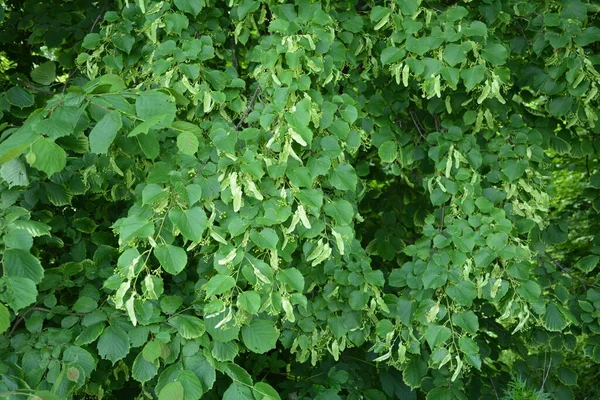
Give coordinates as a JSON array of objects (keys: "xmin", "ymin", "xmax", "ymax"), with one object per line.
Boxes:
[
  {"xmin": 235, "ymin": 85, "xmax": 262, "ymax": 130},
  {"xmin": 543, "ymin": 252, "xmax": 600, "ymax": 290},
  {"xmin": 408, "ymin": 108, "xmax": 427, "ymax": 141},
  {"xmin": 16, "ymin": 78, "xmax": 54, "ymax": 96}
]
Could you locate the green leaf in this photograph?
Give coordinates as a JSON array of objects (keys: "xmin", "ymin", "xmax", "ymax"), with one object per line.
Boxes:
[
  {"xmin": 381, "ymin": 47, "xmax": 406, "ymax": 65},
  {"xmin": 97, "ymin": 325, "xmax": 130, "ymax": 364},
  {"xmin": 486, "ymin": 232, "xmax": 508, "ymax": 251},
  {"xmin": 329, "ymin": 163, "xmax": 358, "ymax": 191},
  {"xmin": 178, "ymin": 370, "xmax": 204, "ymax": 400},
  {"xmin": 575, "ymin": 255, "xmax": 598, "ymax": 273},
  {"xmin": 0, "ymin": 158, "xmax": 29, "ymax": 187},
  {"xmin": 82, "ymin": 33, "xmax": 101, "ymax": 49},
  {"xmin": 75, "ymin": 323, "xmax": 105, "ymax": 346},
  {"xmin": 155, "ymin": 244, "xmax": 188, "ymax": 275},
  {"xmin": 0, "ymin": 303, "xmax": 10, "ymax": 334},
  {"xmin": 177, "ymin": 131, "xmax": 199, "ymax": 155},
  {"xmin": 7, "ymin": 86, "xmax": 34, "ymax": 108},
  {"xmin": 378, "ymin": 141, "xmax": 397, "ymax": 163},
  {"xmin": 158, "ymin": 381, "xmax": 184, "ymax": 400},
  {"xmin": 174, "ymin": 0, "xmax": 203, "ymax": 16},
  {"xmin": 3, "ymin": 248, "xmax": 43, "ymax": 283},
  {"xmin": 501, "ymin": 160, "xmax": 527, "ymax": 182},
  {"xmin": 128, "ymin": 114, "xmax": 168, "ymax": 137},
  {"xmin": 424, "ymin": 324, "xmax": 452, "ymax": 348},
  {"xmin": 516, "ymin": 280, "xmax": 541, "ymax": 301},
  {"xmin": 460, "ymin": 65, "xmax": 485, "ymax": 91},
  {"xmin": 224, "ymin": 382, "xmax": 254, "ymax": 400},
  {"xmin": 575, "ymin": 27, "xmax": 600, "ymax": 46},
  {"xmin": 4, "ymin": 277, "xmax": 37, "ymax": 311},
  {"xmin": 0, "ymin": 128, "xmax": 39, "ymax": 164},
  {"xmin": 241, "ymin": 319, "xmax": 279, "ymax": 354},
  {"xmin": 277, "ymin": 268, "xmax": 305, "ymax": 292},
  {"xmin": 548, "ymin": 97, "xmax": 574, "ymax": 117},
  {"xmin": 250, "ymin": 228, "xmax": 279, "ymax": 249},
  {"xmin": 237, "ymin": 291, "xmax": 261, "ymax": 314},
  {"xmin": 142, "ymin": 184, "xmax": 168, "ymax": 205},
  {"xmin": 253, "ymin": 382, "xmax": 281, "ymax": 400},
  {"xmin": 170, "ymin": 315, "xmax": 206, "ymax": 339},
  {"xmin": 132, "ymin": 352, "xmax": 159, "ymax": 383},
  {"xmin": 136, "ymin": 91, "xmax": 176, "ymax": 127},
  {"xmin": 30, "ymin": 137, "xmax": 66, "ymax": 176},
  {"xmin": 31, "ymin": 61, "xmax": 56, "ymax": 85},
  {"xmin": 142, "ymin": 340, "xmax": 162, "ymax": 362},
  {"xmin": 204, "ymin": 275, "xmax": 236, "ymax": 298},
  {"xmin": 287, "ymin": 167, "xmax": 313, "ymax": 188},
  {"xmin": 72, "ymin": 297, "xmax": 98, "ymax": 313},
  {"xmin": 403, "ymin": 357, "xmax": 427, "ymax": 389},
  {"xmin": 427, "ymin": 387, "xmax": 452, "ymax": 400},
  {"xmin": 481, "ymin": 43, "xmax": 507, "ymax": 65},
  {"xmin": 443, "ymin": 43, "xmax": 468, "ymax": 67},
  {"xmin": 89, "ymin": 111, "xmax": 122, "ymax": 154},
  {"xmin": 183, "ymin": 354, "xmax": 216, "ymax": 391},
  {"xmin": 3, "ymin": 228, "xmax": 33, "ymax": 250},
  {"xmin": 557, "ymin": 367, "xmax": 578, "ymax": 387},
  {"xmin": 446, "ymin": 281, "xmax": 477, "ymax": 307},
  {"xmin": 544, "ymin": 303, "xmax": 568, "ymax": 332},
  {"xmin": 453, "ymin": 311, "xmax": 479, "ymax": 335},
  {"xmin": 324, "ymin": 200, "xmax": 354, "ymax": 226},
  {"xmin": 114, "ymin": 215, "xmax": 154, "ymax": 244},
  {"xmin": 168, "ymin": 207, "xmax": 208, "ymax": 242}
]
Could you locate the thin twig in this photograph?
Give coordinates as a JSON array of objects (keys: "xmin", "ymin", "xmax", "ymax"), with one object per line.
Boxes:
[
  {"xmin": 9, "ymin": 301, "xmax": 40, "ymax": 337},
  {"xmin": 544, "ymin": 252, "xmax": 600, "ymax": 290},
  {"xmin": 235, "ymin": 85, "xmax": 262, "ymax": 130},
  {"xmin": 433, "ymin": 112, "xmax": 443, "ymax": 133},
  {"xmin": 9, "ymin": 305, "xmax": 85, "ymax": 337},
  {"xmin": 489, "ymin": 378, "xmax": 500, "ymax": 400},
  {"xmin": 538, "ymin": 355, "xmax": 551, "ymax": 398},
  {"xmin": 439, "ymin": 204, "xmax": 445, "ymax": 233},
  {"xmin": 408, "ymin": 108, "xmax": 427, "ymax": 141},
  {"xmin": 63, "ymin": 0, "xmax": 110, "ymax": 92},
  {"xmin": 230, "ymin": 36, "xmax": 238, "ymax": 71},
  {"xmin": 16, "ymin": 78, "xmax": 54, "ymax": 96},
  {"xmin": 31, "ymin": 307, "xmax": 84, "ymax": 316},
  {"xmin": 90, "ymin": 0, "xmax": 110, "ymax": 33},
  {"xmin": 514, "ymin": 21, "xmax": 532, "ymax": 51}
]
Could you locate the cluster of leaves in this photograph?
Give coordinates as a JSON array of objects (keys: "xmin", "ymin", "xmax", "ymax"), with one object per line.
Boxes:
[{"xmin": 1, "ymin": 0, "xmax": 600, "ymax": 399}]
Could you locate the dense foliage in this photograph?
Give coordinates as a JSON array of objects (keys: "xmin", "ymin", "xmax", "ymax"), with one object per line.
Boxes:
[{"xmin": 1, "ymin": 0, "xmax": 600, "ymax": 399}]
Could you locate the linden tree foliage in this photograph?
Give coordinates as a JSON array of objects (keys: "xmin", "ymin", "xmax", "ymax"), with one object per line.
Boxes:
[{"xmin": 1, "ymin": 0, "xmax": 600, "ymax": 398}]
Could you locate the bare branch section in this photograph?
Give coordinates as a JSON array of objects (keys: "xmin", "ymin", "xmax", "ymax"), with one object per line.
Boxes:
[
  {"xmin": 235, "ymin": 85, "xmax": 262, "ymax": 130},
  {"xmin": 408, "ymin": 108, "xmax": 427, "ymax": 141},
  {"xmin": 16, "ymin": 78, "xmax": 54, "ymax": 96}
]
